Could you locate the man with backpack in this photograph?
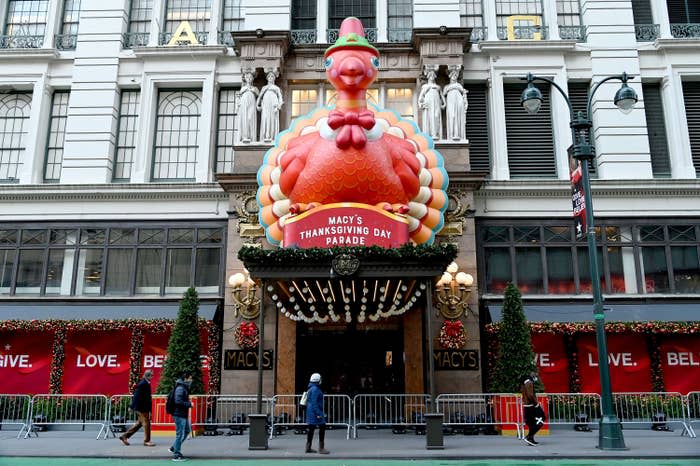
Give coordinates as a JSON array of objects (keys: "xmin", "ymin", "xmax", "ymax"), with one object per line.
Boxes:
[{"xmin": 167, "ymin": 373, "xmax": 193, "ymax": 462}]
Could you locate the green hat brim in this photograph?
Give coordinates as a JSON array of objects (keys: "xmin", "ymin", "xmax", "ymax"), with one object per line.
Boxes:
[{"xmin": 324, "ymin": 38, "xmax": 379, "ymax": 58}]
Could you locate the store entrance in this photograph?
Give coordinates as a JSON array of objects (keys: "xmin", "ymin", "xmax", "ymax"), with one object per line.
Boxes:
[{"xmin": 296, "ymin": 325, "xmax": 405, "ymax": 395}]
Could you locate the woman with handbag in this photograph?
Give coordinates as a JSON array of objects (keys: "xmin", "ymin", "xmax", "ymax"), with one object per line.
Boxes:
[
  {"xmin": 521, "ymin": 372, "xmax": 545, "ymax": 446},
  {"xmin": 305, "ymin": 373, "xmax": 330, "ymax": 454}
]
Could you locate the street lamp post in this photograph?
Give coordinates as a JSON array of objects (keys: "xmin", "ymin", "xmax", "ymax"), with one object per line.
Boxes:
[{"xmin": 520, "ymin": 72, "xmax": 638, "ymax": 450}]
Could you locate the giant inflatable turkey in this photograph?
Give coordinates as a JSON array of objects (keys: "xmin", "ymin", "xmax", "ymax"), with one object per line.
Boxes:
[{"xmin": 257, "ymin": 17, "xmax": 448, "ymax": 246}]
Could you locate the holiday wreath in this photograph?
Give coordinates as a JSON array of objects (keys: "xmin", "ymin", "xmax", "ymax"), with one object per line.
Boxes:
[
  {"xmin": 234, "ymin": 321, "xmax": 260, "ymax": 349},
  {"xmin": 439, "ymin": 319, "xmax": 466, "ymax": 349}
]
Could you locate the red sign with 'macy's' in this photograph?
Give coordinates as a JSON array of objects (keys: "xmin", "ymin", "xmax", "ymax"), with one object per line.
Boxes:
[{"xmin": 283, "ymin": 203, "xmax": 410, "ymax": 248}]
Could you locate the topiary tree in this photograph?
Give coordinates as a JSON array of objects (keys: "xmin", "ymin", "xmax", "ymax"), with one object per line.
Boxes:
[
  {"xmin": 488, "ymin": 283, "xmax": 539, "ymax": 393},
  {"xmin": 156, "ymin": 287, "xmax": 204, "ymax": 395}
]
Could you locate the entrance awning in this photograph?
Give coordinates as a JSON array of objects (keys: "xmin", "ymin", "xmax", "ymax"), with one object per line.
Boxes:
[
  {"xmin": 0, "ymin": 301, "xmax": 220, "ymax": 320},
  {"xmin": 487, "ymin": 302, "xmax": 699, "ymax": 323}
]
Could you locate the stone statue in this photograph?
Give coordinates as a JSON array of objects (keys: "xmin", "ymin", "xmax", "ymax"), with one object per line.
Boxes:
[
  {"xmin": 417, "ymin": 66, "xmax": 445, "ymax": 141},
  {"xmin": 257, "ymin": 68, "xmax": 284, "ymax": 143},
  {"xmin": 237, "ymin": 71, "xmax": 259, "ymax": 143},
  {"xmin": 443, "ymin": 67, "xmax": 469, "ymax": 141}
]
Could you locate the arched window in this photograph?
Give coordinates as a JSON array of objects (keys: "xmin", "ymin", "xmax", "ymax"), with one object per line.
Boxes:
[
  {"xmin": 0, "ymin": 93, "xmax": 31, "ymax": 182},
  {"xmin": 152, "ymin": 90, "xmax": 202, "ymax": 180}
]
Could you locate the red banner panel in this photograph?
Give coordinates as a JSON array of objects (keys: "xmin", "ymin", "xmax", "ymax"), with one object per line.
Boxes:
[
  {"xmin": 62, "ymin": 330, "xmax": 131, "ymax": 395},
  {"xmin": 577, "ymin": 334, "xmax": 651, "ymax": 393},
  {"xmin": 0, "ymin": 331, "xmax": 53, "ymax": 394},
  {"xmin": 142, "ymin": 329, "xmax": 210, "ymax": 390},
  {"xmin": 659, "ymin": 336, "xmax": 700, "ymax": 394},
  {"xmin": 531, "ymin": 333, "xmax": 569, "ymax": 393}
]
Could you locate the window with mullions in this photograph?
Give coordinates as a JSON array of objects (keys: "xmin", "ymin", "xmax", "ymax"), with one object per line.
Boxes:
[
  {"xmin": 496, "ymin": 0, "xmax": 544, "ymax": 39},
  {"xmin": 4, "ymin": 0, "xmax": 48, "ymax": 44},
  {"xmin": 329, "ymin": 0, "xmax": 376, "ymax": 39},
  {"xmin": 667, "ymin": 0, "xmax": 700, "ymax": 25},
  {"xmin": 215, "ymin": 88, "xmax": 238, "ymax": 173},
  {"xmin": 164, "ymin": 0, "xmax": 211, "ymax": 39},
  {"xmin": 388, "ymin": 0, "xmax": 412, "ymax": 43},
  {"xmin": 292, "ymin": 0, "xmax": 316, "ymax": 30},
  {"xmin": 152, "ymin": 90, "xmax": 201, "ymax": 180},
  {"xmin": 220, "ymin": 0, "xmax": 243, "ymax": 44},
  {"xmin": 292, "ymin": 89, "xmax": 318, "ymax": 119},
  {"xmin": 557, "ymin": 0, "xmax": 583, "ymax": 40},
  {"xmin": 0, "ymin": 225, "xmax": 224, "ymax": 296},
  {"xmin": 113, "ymin": 90, "xmax": 140, "ymax": 181},
  {"xmin": 58, "ymin": 0, "xmax": 81, "ymax": 49},
  {"xmin": 44, "ymin": 91, "xmax": 70, "ymax": 183},
  {"xmin": 125, "ymin": 0, "xmax": 152, "ymax": 47},
  {"xmin": 479, "ymin": 221, "xmax": 700, "ymax": 295},
  {"xmin": 385, "ymin": 87, "xmax": 414, "ymax": 120},
  {"xmin": 0, "ymin": 92, "xmax": 31, "ymax": 182},
  {"xmin": 460, "ymin": 0, "xmax": 484, "ymax": 40}
]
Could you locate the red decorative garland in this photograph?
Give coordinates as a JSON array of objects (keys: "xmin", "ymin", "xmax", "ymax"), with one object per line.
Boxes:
[
  {"xmin": 234, "ymin": 321, "xmax": 260, "ymax": 349},
  {"xmin": 439, "ymin": 320, "xmax": 466, "ymax": 350}
]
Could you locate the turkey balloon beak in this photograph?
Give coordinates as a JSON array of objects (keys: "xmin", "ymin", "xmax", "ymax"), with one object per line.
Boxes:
[{"xmin": 337, "ymin": 56, "xmax": 368, "ymax": 89}]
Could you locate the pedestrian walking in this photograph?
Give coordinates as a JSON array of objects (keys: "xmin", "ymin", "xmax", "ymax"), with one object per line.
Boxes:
[
  {"xmin": 169, "ymin": 374, "xmax": 193, "ymax": 461},
  {"xmin": 521, "ymin": 372, "xmax": 545, "ymax": 446},
  {"xmin": 305, "ymin": 372, "xmax": 329, "ymax": 454},
  {"xmin": 120, "ymin": 369, "xmax": 155, "ymax": 446}
]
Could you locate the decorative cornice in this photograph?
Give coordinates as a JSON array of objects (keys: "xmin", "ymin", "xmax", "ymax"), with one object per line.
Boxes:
[
  {"xmin": 133, "ymin": 45, "xmax": 227, "ymax": 58},
  {"xmin": 0, "ymin": 48, "xmax": 59, "ymax": 59},
  {"xmin": 655, "ymin": 38, "xmax": 700, "ymax": 50},
  {"xmin": 476, "ymin": 179, "xmax": 700, "ymax": 198},
  {"xmin": 0, "ymin": 183, "xmax": 228, "ymax": 202},
  {"xmin": 479, "ymin": 40, "xmax": 577, "ymax": 52},
  {"xmin": 216, "ymin": 173, "xmax": 258, "ymax": 193}
]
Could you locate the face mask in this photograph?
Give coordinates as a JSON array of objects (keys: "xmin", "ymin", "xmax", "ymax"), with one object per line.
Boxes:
[{"xmin": 184, "ymin": 380, "xmax": 192, "ymax": 388}]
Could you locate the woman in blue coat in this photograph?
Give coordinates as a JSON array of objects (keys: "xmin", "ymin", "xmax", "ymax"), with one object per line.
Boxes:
[{"xmin": 305, "ymin": 373, "xmax": 329, "ymax": 454}]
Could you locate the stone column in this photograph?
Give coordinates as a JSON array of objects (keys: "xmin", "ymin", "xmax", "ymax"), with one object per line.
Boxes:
[
  {"xmin": 18, "ymin": 76, "xmax": 52, "ymax": 184},
  {"xmin": 148, "ymin": 0, "xmax": 165, "ymax": 46},
  {"xmin": 543, "ymin": 0, "xmax": 561, "ymax": 40},
  {"xmin": 209, "ymin": 0, "xmax": 223, "ymax": 46},
  {"xmin": 650, "ymin": 0, "xmax": 672, "ymax": 39},
  {"xmin": 196, "ymin": 72, "xmax": 217, "ymax": 182},
  {"xmin": 488, "ymin": 73, "xmax": 510, "ymax": 180},
  {"xmin": 43, "ymin": 0, "xmax": 63, "ymax": 48},
  {"xmin": 661, "ymin": 72, "xmax": 696, "ymax": 178},
  {"xmin": 551, "ymin": 71, "xmax": 573, "ymax": 180},
  {"xmin": 316, "ymin": 0, "xmax": 328, "ymax": 44},
  {"xmin": 482, "ymin": 0, "xmax": 499, "ymax": 41},
  {"xmin": 376, "ymin": 0, "xmax": 388, "ymax": 42}
]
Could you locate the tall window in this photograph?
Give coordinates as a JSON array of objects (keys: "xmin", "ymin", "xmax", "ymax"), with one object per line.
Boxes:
[
  {"xmin": 567, "ymin": 81, "xmax": 596, "ymax": 175},
  {"xmin": 682, "ymin": 81, "xmax": 700, "ymax": 177},
  {"xmin": 668, "ymin": 0, "xmax": 700, "ymax": 37},
  {"xmin": 631, "ymin": 0, "xmax": 658, "ymax": 41},
  {"xmin": 496, "ymin": 0, "xmax": 544, "ymax": 39},
  {"xmin": 0, "ymin": 93, "xmax": 31, "ymax": 182},
  {"xmin": 3, "ymin": 0, "xmax": 48, "ymax": 47},
  {"xmin": 642, "ymin": 83, "xmax": 671, "ymax": 178},
  {"xmin": 220, "ymin": 0, "xmax": 243, "ymax": 45},
  {"xmin": 125, "ymin": 0, "xmax": 152, "ymax": 47},
  {"xmin": 163, "ymin": 0, "xmax": 211, "ymax": 43},
  {"xmin": 152, "ymin": 90, "xmax": 201, "ymax": 180},
  {"xmin": 503, "ymin": 83, "xmax": 555, "ymax": 178},
  {"xmin": 215, "ymin": 88, "xmax": 238, "ymax": 173},
  {"xmin": 464, "ymin": 83, "xmax": 490, "ymax": 174},
  {"xmin": 329, "ymin": 0, "xmax": 376, "ymax": 41},
  {"xmin": 385, "ymin": 87, "xmax": 414, "ymax": 120},
  {"xmin": 460, "ymin": 0, "xmax": 484, "ymax": 41},
  {"xmin": 113, "ymin": 90, "xmax": 141, "ymax": 181},
  {"xmin": 388, "ymin": 0, "xmax": 412, "ymax": 43},
  {"xmin": 556, "ymin": 0, "xmax": 584, "ymax": 40},
  {"xmin": 58, "ymin": 0, "xmax": 81, "ymax": 49},
  {"xmin": 291, "ymin": 89, "xmax": 318, "ymax": 119},
  {"xmin": 44, "ymin": 91, "xmax": 70, "ymax": 182}
]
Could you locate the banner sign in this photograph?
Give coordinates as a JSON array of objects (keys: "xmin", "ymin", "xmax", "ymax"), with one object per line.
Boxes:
[
  {"xmin": 659, "ymin": 336, "xmax": 700, "ymax": 394},
  {"xmin": 433, "ymin": 350, "xmax": 479, "ymax": 370},
  {"xmin": 531, "ymin": 333, "xmax": 569, "ymax": 393},
  {"xmin": 142, "ymin": 329, "xmax": 210, "ymax": 389},
  {"xmin": 570, "ymin": 163, "xmax": 586, "ymax": 240},
  {"xmin": 63, "ymin": 330, "xmax": 131, "ymax": 395},
  {"xmin": 224, "ymin": 350, "xmax": 274, "ymax": 370},
  {"xmin": 577, "ymin": 334, "xmax": 651, "ymax": 393},
  {"xmin": 283, "ymin": 203, "xmax": 409, "ymax": 248},
  {"xmin": 0, "ymin": 331, "xmax": 53, "ymax": 394}
]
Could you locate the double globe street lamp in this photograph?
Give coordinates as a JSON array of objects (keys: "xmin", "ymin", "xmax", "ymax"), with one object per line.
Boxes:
[{"xmin": 520, "ymin": 72, "xmax": 638, "ymax": 450}]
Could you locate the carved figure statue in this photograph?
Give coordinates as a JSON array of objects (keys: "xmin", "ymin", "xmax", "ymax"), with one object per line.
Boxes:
[
  {"xmin": 418, "ymin": 66, "xmax": 445, "ymax": 141},
  {"xmin": 257, "ymin": 69, "xmax": 284, "ymax": 143},
  {"xmin": 443, "ymin": 67, "xmax": 469, "ymax": 141},
  {"xmin": 237, "ymin": 71, "xmax": 259, "ymax": 143},
  {"xmin": 257, "ymin": 17, "xmax": 449, "ymax": 245}
]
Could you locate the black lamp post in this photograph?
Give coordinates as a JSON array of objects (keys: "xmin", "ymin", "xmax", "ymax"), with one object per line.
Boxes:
[{"xmin": 520, "ymin": 72, "xmax": 638, "ymax": 450}]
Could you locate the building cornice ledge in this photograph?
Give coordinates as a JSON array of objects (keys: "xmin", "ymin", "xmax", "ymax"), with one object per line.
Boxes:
[
  {"xmin": 133, "ymin": 45, "xmax": 227, "ymax": 58},
  {"xmin": 479, "ymin": 40, "xmax": 577, "ymax": 52},
  {"xmin": 0, "ymin": 183, "xmax": 228, "ymax": 202},
  {"xmin": 0, "ymin": 48, "xmax": 59, "ymax": 59},
  {"xmin": 655, "ymin": 38, "xmax": 700, "ymax": 50},
  {"xmin": 477, "ymin": 179, "xmax": 700, "ymax": 198}
]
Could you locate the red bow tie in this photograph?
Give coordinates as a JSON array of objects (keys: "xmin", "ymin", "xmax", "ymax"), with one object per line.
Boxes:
[{"xmin": 327, "ymin": 109, "xmax": 376, "ymax": 149}]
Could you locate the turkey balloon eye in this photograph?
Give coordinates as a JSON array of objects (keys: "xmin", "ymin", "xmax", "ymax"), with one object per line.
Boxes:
[
  {"xmin": 324, "ymin": 57, "xmax": 333, "ymax": 69},
  {"xmin": 371, "ymin": 57, "xmax": 380, "ymax": 68}
]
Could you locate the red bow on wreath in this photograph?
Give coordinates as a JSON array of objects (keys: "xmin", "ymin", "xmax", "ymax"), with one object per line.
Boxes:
[{"xmin": 327, "ymin": 109, "xmax": 376, "ymax": 149}]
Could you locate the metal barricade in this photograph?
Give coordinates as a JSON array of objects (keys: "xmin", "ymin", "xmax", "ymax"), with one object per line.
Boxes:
[
  {"xmin": 107, "ymin": 394, "xmax": 173, "ymax": 438},
  {"xmin": 352, "ymin": 394, "xmax": 430, "ymax": 438},
  {"xmin": 0, "ymin": 394, "xmax": 33, "ymax": 438},
  {"xmin": 26, "ymin": 394, "xmax": 109, "ymax": 439},
  {"xmin": 544, "ymin": 393, "xmax": 601, "ymax": 429},
  {"xmin": 270, "ymin": 394, "xmax": 352, "ymax": 440},
  {"xmin": 684, "ymin": 391, "xmax": 699, "ymax": 437},
  {"xmin": 191, "ymin": 395, "xmax": 271, "ymax": 436},
  {"xmin": 436, "ymin": 393, "xmax": 522, "ymax": 438},
  {"xmin": 612, "ymin": 392, "xmax": 695, "ymax": 437}
]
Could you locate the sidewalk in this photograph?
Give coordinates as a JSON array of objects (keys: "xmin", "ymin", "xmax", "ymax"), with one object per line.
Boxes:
[{"xmin": 0, "ymin": 427, "xmax": 698, "ymax": 460}]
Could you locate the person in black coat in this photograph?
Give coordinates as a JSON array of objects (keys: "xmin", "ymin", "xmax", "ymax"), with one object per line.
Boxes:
[{"xmin": 120, "ymin": 370, "xmax": 155, "ymax": 446}]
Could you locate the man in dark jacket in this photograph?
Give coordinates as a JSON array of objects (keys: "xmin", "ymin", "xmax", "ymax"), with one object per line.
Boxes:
[
  {"xmin": 170, "ymin": 374, "xmax": 193, "ymax": 462},
  {"xmin": 305, "ymin": 372, "xmax": 329, "ymax": 454},
  {"xmin": 521, "ymin": 372, "xmax": 545, "ymax": 446},
  {"xmin": 120, "ymin": 370, "xmax": 155, "ymax": 446}
]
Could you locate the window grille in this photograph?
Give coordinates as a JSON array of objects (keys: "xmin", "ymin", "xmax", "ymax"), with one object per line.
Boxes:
[
  {"xmin": 567, "ymin": 81, "xmax": 596, "ymax": 176},
  {"xmin": 388, "ymin": 0, "xmax": 412, "ymax": 42},
  {"xmin": 113, "ymin": 90, "xmax": 141, "ymax": 181},
  {"xmin": 0, "ymin": 93, "xmax": 31, "ymax": 182},
  {"xmin": 215, "ymin": 88, "xmax": 238, "ymax": 173},
  {"xmin": 556, "ymin": 0, "xmax": 581, "ymax": 27},
  {"xmin": 666, "ymin": 0, "xmax": 700, "ymax": 23},
  {"xmin": 220, "ymin": 0, "xmax": 243, "ymax": 44},
  {"xmin": 463, "ymin": 83, "xmax": 490, "ymax": 174},
  {"xmin": 152, "ymin": 90, "xmax": 201, "ymax": 181},
  {"xmin": 44, "ymin": 91, "xmax": 70, "ymax": 182},
  {"xmin": 329, "ymin": 0, "xmax": 376, "ymax": 29},
  {"xmin": 4, "ymin": 0, "xmax": 49, "ymax": 37},
  {"xmin": 682, "ymin": 81, "xmax": 700, "ymax": 177},
  {"xmin": 631, "ymin": 0, "xmax": 659, "ymax": 40},
  {"xmin": 641, "ymin": 83, "xmax": 671, "ymax": 178}
]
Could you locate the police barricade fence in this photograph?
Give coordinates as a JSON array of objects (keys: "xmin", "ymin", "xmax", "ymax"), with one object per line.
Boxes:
[
  {"xmin": 190, "ymin": 395, "xmax": 272, "ymax": 436},
  {"xmin": 26, "ymin": 394, "xmax": 109, "ymax": 439},
  {"xmin": 683, "ymin": 391, "xmax": 699, "ymax": 438},
  {"xmin": 0, "ymin": 394, "xmax": 32, "ymax": 438},
  {"xmin": 108, "ymin": 394, "xmax": 171, "ymax": 438},
  {"xmin": 543, "ymin": 393, "xmax": 601, "ymax": 430},
  {"xmin": 436, "ymin": 393, "xmax": 522, "ymax": 439},
  {"xmin": 352, "ymin": 394, "xmax": 430, "ymax": 438},
  {"xmin": 270, "ymin": 394, "xmax": 352, "ymax": 439},
  {"xmin": 612, "ymin": 392, "xmax": 695, "ymax": 437}
]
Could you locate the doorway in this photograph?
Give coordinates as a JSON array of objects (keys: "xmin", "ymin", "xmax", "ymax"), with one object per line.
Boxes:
[{"xmin": 295, "ymin": 324, "xmax": 405, "ymax": 395}]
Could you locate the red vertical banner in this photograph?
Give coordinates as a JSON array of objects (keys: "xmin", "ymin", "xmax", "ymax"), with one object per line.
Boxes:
[
  {"xmin": 141, "ymin": 328, "xmax": 210, "ymax": 391},
  {"xmin": 531, "ymin": 333, "xmax": 569, "ymax": 393},
  {"xmin": 0, "ymin": 331, "xmax": 54, "ymax": 394},
  {"xmin": 62, "ymin": 330, "xmax": 131, "ymax": 395},
  {"xmin": 659, "ymin": 336, "xmax": 700, "ymax": 394},
  {"xmin": 577, "ymin": 333, "xmax": 651, "ymax": 393}
]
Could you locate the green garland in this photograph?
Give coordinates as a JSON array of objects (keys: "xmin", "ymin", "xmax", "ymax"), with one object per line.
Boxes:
[{"xmin": 238, "ymin": 243, "xmax": 458, "ymax": 265}]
